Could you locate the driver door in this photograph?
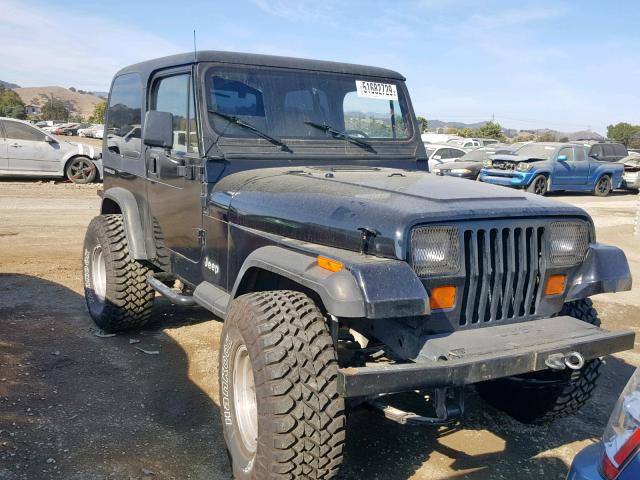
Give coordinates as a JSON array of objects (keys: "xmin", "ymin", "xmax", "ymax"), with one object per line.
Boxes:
[
  {"xmin": 145, "ymin": 70, "xmax": 204, "ymax": 271},
  {"xmin": 2, "ymin": 120, "xmax": 61, "ymax": 173}
]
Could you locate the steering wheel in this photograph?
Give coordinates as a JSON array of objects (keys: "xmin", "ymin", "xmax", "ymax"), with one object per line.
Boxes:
[{"xmin": 345, "ymin": 129, "xmax": 370, "ymax": 138}]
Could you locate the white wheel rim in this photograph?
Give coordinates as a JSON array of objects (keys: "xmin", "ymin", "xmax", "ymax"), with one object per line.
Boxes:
[
  {"xmin": 233, "ymin": 344, "xmax": 258, "ymax": 454},
  {"xmin": 91, "ymin": 246, "xmax": 106, "ymax": 302}
]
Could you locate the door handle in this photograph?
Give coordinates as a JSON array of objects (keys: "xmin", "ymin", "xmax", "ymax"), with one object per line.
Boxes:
[
  {"xmin": 10, "ymin": 143, "xmax": 22, "ymax": 148},
  {"xmin": 148, "ymin": 154, "xmax": 158, "ymax": 174}
]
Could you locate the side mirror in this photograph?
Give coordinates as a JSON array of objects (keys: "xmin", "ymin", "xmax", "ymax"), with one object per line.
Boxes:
[
  {"xmin": 557, "ymin": 155, "xmax": 568, "ymax": 161},
  {"xmin": 433, "ymin": 155, "xmax": 442, "ymax": 160},
  {"xmin": 142, "ymin": 110, "xmax": 173, "ymax": 148},
  {"xmin": 45, "ymin": 136, "xmax": 56, "ymax": 144},
  {"xmin": 591, "ymin": 152, "xmax": 600, "ymax": 159}
]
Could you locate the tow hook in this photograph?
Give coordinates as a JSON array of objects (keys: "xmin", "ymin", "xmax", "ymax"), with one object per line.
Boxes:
[{"xmin": 545, "ymin": 351, "xmax": 585, "ymax": 371}]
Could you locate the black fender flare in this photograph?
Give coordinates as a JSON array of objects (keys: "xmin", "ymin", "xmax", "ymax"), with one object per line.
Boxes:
[
  {"xmin": 100, "ymin": 187, "xmax": 148, "ymax": 260},
  {"xmin": 566, "ymin": 243, "xmax": 632, "ymax": 301},
  {"xmin": 230, "ymin": 245, "xmax": 429, "ymax": 319}
]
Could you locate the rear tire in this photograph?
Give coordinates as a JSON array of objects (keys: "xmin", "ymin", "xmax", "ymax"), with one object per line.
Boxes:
[
  {"xmin": 219, "ymin": 291, "xmax": 345, "ymax": 479},
  {"xmin": 594, "ymin": 175, "xmax": 612, "ymax": 197},
  {"xmin": 526, "ymin": 175, "xmax": 548, "ymax": 195},
  {"xmin": 83, "ymin": 214, "xmax": 155, "ymax": 332},
  {"xmin": 475, "ymin": 299, "xmax": 602, "ymax": 424}
]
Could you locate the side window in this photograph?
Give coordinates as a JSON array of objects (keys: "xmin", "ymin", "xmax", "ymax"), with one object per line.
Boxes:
[
  {"xmin": 107, "ymin": 73, "xmax": 142, "ymax": 158},
  {"xmin": 452, "ymin": 149, "xmax": 464, "ymax": 158},
  {"xmin": 574, "ymin": 146, "xmax": 586, "ymax": 162},
  {"xmin": 3, "ymin": 121, "xmax": 47, "ymax": 142},
  {"xmin": 154, "ymin": 74, "xmax": 199, "ymax": 154},
  {"xmin": 558, "ymin": 147, "xmax": 574, "ymax": 162},
  {"xmin": 614, "ymin": 144, "xmax": 627, "ymax": 157}
]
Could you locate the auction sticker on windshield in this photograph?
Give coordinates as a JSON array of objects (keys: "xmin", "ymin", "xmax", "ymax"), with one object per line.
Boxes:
[{"xmin": 356, "ymin": 80, "xmax": 398, "ymax": 100}]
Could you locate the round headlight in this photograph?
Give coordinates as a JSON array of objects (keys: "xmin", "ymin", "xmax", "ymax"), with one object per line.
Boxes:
[{"xmin": 483, "ymin": 160, "xmax": 493, "ymax": 168}]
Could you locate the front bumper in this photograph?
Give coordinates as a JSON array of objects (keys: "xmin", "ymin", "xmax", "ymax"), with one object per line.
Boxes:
[
  {"xmin": 434, "ymin": 169, "xmax": 478, "ymax": 180},
  {"xmin": 479, "ymin": 169, "xmax": 535, "ymax": 187},
  {"xmin": 622, "ymin": 172, "xmax": 640, "ymax": 190},
  {"xmin": 337, "ymin": 316, "xmax": 634, "ymax": 397}
]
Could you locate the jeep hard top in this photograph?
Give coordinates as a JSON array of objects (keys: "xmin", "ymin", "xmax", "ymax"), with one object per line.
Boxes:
[{"xmin": 83, "ymin": 51, "xmax": 634, "ymax": 479}]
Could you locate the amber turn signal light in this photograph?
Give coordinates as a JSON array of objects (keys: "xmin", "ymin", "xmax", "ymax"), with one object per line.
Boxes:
[
  {"xmin": 544, "ymin": 274, "xmax": 566, "ymax": 296},
  {"xmin": 317, "ymin": 256, "xmax": 344, "ymax": 273},
  {"xmin": 430, "ymin": 285, "xmax": 456, "ymax": 310}
]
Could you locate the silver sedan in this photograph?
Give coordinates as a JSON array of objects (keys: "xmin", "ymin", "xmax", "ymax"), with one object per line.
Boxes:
[{"xmin": 0, "ymin": 117, "xmax": 102, "ymax": 183}]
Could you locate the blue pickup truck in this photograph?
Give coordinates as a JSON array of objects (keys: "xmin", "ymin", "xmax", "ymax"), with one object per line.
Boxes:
[{"xmin": 479, "ymin": 142, "xmax": 624, "ymax": 196}]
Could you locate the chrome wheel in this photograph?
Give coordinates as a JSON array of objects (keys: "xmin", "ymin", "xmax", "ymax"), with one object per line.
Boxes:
[
  {"xmin": 233, "ymin": 344, "xmax": 258, "ymax": 454},
  {"xmin": 67, "ymin": 158, "xmax": 96, "ymax": 183},
  {"xmin": 91, "ymin": 245, "xmax": 106, "ymax": 302}
]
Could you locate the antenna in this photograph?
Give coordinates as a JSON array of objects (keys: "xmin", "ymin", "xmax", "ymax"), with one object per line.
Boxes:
[{"xmin": 193, "ymin": 30, "xmax": 197, "ymax": 62}]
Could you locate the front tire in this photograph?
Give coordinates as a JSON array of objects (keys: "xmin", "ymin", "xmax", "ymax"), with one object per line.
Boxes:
[
  {"xmin": 594, "ymin": 175, "xmax": 612, "ymax": 197},
  {"xmin": 83, "ymin": 214, "xmax": 155, "ymax": 332},
  {"xmin": 66, "ymin": 157, "xmax": 97, "ymax": 184},
  {"xmin": 219, "ymin": 291, "xmax": 346, "ymax": 479},
  {"xmin": 526, "ymin": 174, "xmax": 548, "ymax": 195},
  {"xmin": 475, "ymin": 299, "xmax": 602, "ymax": 424}
]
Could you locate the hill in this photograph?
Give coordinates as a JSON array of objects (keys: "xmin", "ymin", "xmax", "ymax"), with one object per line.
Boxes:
[
  {"xmin": 13, "ymin": 86, "xmax": 103, "ymax": 118},
  {"xmin": 0, "ymin": 80, "xmax": 21, "ymax": 89}
]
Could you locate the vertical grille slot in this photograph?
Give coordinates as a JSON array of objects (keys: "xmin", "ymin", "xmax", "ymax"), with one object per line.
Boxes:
[{"xmin": 460, "ymin": 224, "xmax": 544, "ymax": 327}]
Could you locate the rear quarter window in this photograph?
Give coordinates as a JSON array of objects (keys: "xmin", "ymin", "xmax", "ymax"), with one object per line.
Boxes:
[{"xmin": 614, "ymin": 144, "xmax": 628, "ymax": 157}]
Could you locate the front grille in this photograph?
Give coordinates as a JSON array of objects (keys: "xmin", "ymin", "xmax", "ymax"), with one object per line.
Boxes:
[
  {"xmin": 459, "ymin": 225, "xmax": 545, "ymax": 326},
  {"xmin": 492, "ymin": 160, "xmax": 516, "ymax": 170}
]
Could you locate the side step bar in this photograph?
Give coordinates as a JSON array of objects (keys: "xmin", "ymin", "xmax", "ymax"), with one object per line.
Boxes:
[{"xmin": 147, "ymin": 275, "xmax": 196, "ymax": 306}]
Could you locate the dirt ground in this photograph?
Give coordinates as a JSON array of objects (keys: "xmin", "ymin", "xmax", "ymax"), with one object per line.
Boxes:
[{"xmin": 0, "ymin": 180, "xmax": 639, "ymax": 480}]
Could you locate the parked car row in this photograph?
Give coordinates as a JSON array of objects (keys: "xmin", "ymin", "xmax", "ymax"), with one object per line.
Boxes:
[
  {"xmin": 0, "ymin": 117, "xmax": 103, "ymax": 183},
  {"xmin": 36, "ymin": 122, "xmax": 105, "ymax": 139},
  {"xmin": 424, "ymin": 138, "xmax": 635, "ymax": 196},
  {"xmin": 78, "ymin": 124, "xmax": 104, "ymax": 139}
]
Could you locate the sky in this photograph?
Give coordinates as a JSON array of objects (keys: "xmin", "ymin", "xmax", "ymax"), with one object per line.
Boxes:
[{"xmin": 1, "ymin": 0, "xmax": 638, "ymax": 134}]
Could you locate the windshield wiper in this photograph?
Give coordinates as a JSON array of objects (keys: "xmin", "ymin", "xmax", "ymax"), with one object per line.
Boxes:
[
  {"xmin": 303, "ymin": 121, "xmax": 376, "ymax": 153},
  {"xmin": 208, "ymin": 109, "xmax": 291, "ymax": 152}
]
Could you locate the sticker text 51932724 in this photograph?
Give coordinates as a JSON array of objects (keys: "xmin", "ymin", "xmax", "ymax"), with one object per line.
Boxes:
[{"xmin": 355, "ymin": 80, "xmax": 398, "ymax": 100}]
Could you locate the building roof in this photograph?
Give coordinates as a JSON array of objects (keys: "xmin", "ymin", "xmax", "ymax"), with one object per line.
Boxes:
[{"xmin": 116, "ymin": 50, "xmax": 405, "ymax": 81}]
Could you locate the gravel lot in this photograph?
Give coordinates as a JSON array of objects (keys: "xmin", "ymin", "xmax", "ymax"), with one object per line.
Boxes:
[{"xmin": 0, "ymin": 180, "xmax": 639, "ymax": 480}]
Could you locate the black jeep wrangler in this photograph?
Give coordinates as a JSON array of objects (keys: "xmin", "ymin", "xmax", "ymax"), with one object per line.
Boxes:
[{"xmin": 83, "ymin": 51, "xmax": 634, "ymax": 479}]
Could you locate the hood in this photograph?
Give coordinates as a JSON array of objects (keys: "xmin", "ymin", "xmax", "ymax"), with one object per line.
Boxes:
[
  {"xmin": 216, "ymin": 166, "xmax": 590, "ymax": 259},
  {"xmin": 491, "ymin": 154, "xmax": 545, "ymax": 163}
]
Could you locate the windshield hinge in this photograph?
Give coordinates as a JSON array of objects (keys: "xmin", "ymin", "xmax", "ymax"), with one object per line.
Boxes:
[{"xmin": 194, "ymin": 228, "xmax": 206, "ymax": 246}]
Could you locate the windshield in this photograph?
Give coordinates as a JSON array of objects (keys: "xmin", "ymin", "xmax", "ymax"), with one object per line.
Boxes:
[
  {"xmin": 204, "ymin": 66, "xmax": 412, "ymax": 141},
  {"xmin": 514, "ymin": 143, "xmax": 557, "ymax": 160}
]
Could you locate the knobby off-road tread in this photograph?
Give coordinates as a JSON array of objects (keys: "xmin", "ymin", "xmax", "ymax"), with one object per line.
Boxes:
[
  {"xmin": 84, "ymin": 214, "xmax": 155, "ymax": 332},
  {"xmin": 224, "ymin": 291, "xmax": 345, "ymax": 479},
  {"xmin": 475, "ymin": 298, "xmax": 602, "ymax": 424}
]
